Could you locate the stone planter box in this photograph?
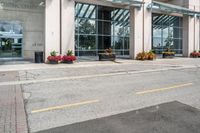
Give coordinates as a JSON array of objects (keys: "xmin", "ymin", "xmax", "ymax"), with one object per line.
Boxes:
[
  {"xmin": 48, "ymin": 60, "xmax": 59, "ymax": 64},
  {"xmin": 62, "ymin": 60, "xmax": 73, "ymax": 64},
  {"xmin": 162, "ymin": 53, "xmax": 175, "ymax": 58},
  {"xmin": 98, "ymin": 53, "xmax": 116, "ymax": 61}
]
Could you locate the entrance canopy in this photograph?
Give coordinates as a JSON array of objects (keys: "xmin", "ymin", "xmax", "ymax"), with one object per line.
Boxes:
[
  {"xmin": 106, "ymin": 0, "xmax": 144, "ymax": 8},
  {"xmin": 147, "ymin": 1, "xmax": 200, "ymax": 16}
]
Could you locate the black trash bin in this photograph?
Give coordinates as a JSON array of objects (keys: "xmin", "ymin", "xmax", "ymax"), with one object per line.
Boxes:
[{"xmin": 35, "ymin": 51, "xmax": 44, "ymax": 63}]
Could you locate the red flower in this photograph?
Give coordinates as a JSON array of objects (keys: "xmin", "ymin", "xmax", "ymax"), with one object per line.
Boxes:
[
  {"xmin": 47, "ymin": 55, "xmax": 62, "ymax": 61},
  {"xmin": 190, "ymin": 52, "xmax": 200, "ymax": 58},
  {"xmin": 62, "ymin": 55, "xmax": 77, "ymax": 61}
]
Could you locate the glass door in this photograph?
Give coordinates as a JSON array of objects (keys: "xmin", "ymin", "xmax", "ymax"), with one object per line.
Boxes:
[{"xmin": 0, "ymin": 21, "xmax": 23, "ymax": 58}]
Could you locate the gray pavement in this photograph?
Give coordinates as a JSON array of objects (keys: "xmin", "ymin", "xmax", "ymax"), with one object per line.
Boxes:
[
  {"xmin": 36, "ymin": 101, "xmax": 200, "ymax": 133},
  {"xmin": 1, "ymin": 58, "xmax": 200, "ymax": 133},
  {"xmin": 19, "ymin": 61, "xmax": 200, "ymax": 133}
]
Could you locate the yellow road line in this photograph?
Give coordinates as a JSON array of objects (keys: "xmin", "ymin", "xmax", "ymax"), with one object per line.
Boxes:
[
  {"xmin": 31, "ymin": 100, "xmax": 99, "ymax": 114},
  {"xmin": 136, "ymin": 83, "xmax": 193, "ymax": 95}
]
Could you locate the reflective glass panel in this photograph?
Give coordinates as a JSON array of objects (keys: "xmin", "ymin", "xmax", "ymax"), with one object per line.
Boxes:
[
  {"xmin": 152, "ymin": 14, "xmax": 183, "ymax": 55},
  {"xmin": 98, "ymin": 21, "xmax": 112, "ymax": 35},
  {"xmin": 79, "ymin": 35, "xmax": 96, "ymax": 50},
  {"xmin": 0, "ymin": 21, "xmax": 23, "ymax": 57},
  {"xmin": 153, "ymin": 27, "xmax": 162, "ymax": 37},
  {"xmin": 79, "ymin": 19, "xmax": 96, "ymax": 34},
  {"xmin": 75, "ymin": 2, "xmax": 130, "ymax": 57},
  {"xmin": 114, "ymin": 37, "xmax": 123, "ymax": 49}
]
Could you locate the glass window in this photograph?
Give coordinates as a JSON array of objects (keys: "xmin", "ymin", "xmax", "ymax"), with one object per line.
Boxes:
[
  {"xmin": 152, "ymin": 14, "xmax": 183, "ymax": 55},
  {"xmin": 98, "ymin": 36, "xmax": 112, "ymax": 50},
  {"xmin": 153, "ymin": 27, "xmax": 162, "ymax": 37},
  {"xmin": 114, "ymin": 37, "xmax": 123, "ymax": 50},
  {"xmin": 169, "ymin": 17, "xmax": 182, "ymax": 27},
  {"xmin": 114, "ymin": 22, "xmax": 124, "ymax": 37},
  {"xmin": 170, "ymin": 27, "xmax": 182, "ymax": 39},
  {"xmin": 124, "ymin": 26, "xmax": 130, "ymax": 37},
  {"xmin": 85, "ymin": 5, "xmax": 96, "ymax": 19},
  {"xmin": 124, "ymin": 37, "xmax": 129, "ymax": 49},
  {"xmin": 75, "ymin": 19, "xmax": 79, "ymax": 34},
  {"xmin": 79, "ymin": 35, "xmax": 96, "ymax": 50},
  {"xmin": 98, "ymin": 21, "xmax": 112, "ymax": 35},
  {"xmin": 162, "ymin": 26, "xmax": 169, "ymax": 38},
  {"xmin": 163, "ymin": 37, "xmax": 173, "ymax": 48},
  {"xmin": 0, "ymin": 21, "xmax": 23, "ymax": 57},
  {"xmin": 98, "ymin": 6, "xmax": 114, "ymax": 21},
  {"xmin": 76, "ymin": 3, "xmax": 96, "ymax": 19},
  {"xmin": 75, "ymin": 2, "xmax": 130, "ymax": 57},
  {"xmin": 79, "ymin": 19, "xmax": 96, "ymax": 34},
  {"xmin": 153, "ymin": 37, "xmax": 162, "ymax": 54},
  {"xmin": 113, "ymin": 9, "xmax": 124, "ymax": 22}
]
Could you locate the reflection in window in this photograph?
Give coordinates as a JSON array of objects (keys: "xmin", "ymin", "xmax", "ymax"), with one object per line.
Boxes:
[
  {"xmin": 152, "ymin": 14, "xmax": 183, "ymax": 55},
  {"xmin": 79, "ymin": 35, "xmax": 96, "ymax": 50},
  {"xmin": 75, "ymin": 2, "xmax": 130, "ymax": 56},
  {"xmin": 78, "ymin": 19, "xmax": 96, "ymax": 34},
  {"xmin": 0, "ymin": 21, "xmax": 23, "ymax": 57}
]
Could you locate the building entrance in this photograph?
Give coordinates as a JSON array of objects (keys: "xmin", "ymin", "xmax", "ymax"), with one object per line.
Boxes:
[{"xmin": 0, "ymin": 21, "xmax": 23, "ymax": 58}]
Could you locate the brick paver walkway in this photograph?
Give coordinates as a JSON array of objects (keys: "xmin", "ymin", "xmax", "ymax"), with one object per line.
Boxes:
[{"xmin": 0, "ymin": 71, "xmax": 28, "ymax": 133}]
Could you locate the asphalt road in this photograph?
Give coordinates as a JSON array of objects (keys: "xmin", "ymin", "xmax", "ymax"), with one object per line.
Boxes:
[
  {"xmin": 36, "ymin": 101, "xmax": 200, "ymax": 133},
  {"xmin": 15, "ymin": 62, "xmax": 200, "ymax": 133}
]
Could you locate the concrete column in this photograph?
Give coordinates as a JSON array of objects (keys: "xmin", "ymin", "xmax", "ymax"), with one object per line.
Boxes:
[
  {"xmin": 45, "ymin": 0, "xmax": 61, "ymax": 59},
  {"xmin": 130, "ymin": 0, "xmax": 152, "ymax": 59},
  {"xmin": 182, "ymin": 15, "xmax": 193, "ymax": 56},
  {"xmin": 61, "ymin": 0, "xmax": 75, "ymax": 55},
  {"xmin": 143, "ymin": 0, "xmax": 152, "ymax": 52},
  {"xmin": 182, "ymin": 0, "xmax": 197, "ymax": 56},
  {"xmin": 130, "ymin": 6, "xmax": 143, "ymax": 59},
  {"xmin": 194, "ymin": 1, "xmax": 200, "ymax": 51}
]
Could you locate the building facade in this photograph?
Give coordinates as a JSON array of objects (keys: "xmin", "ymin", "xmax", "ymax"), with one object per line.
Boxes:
[{"xmin": 0, "ymin": 0, "xmax": 200, "ymax": 60}]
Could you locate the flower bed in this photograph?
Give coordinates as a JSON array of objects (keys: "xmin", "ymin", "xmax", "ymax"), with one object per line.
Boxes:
[
  {"xmin": 47, "ymin": 51, "xmax": 61, "ymax": 64},
  {"xmin": 190, "ymin": 51, "xmax": 200, "ymax": 58},
  {"xmin": 162, "ymin": 52, "xmax": 175, "ymax": 58},
  {"xmin": 136, "ymin": 51, "xmax": 156, "ymax": 61},
  {"xmin": 62, "ymin": 50, "xmax": 77, "ymax": 63},
  {"xmin": 99, "ymin": 53, "xmax": 116, "ymax": 61},
  {"xmin": 98, "ymin": 48, "xmax": 116, "ymax": 61},
  {"xmin": 62, "ymin": 55, "xmax": 76, "ymax": 63},
  {"xmin": 47, "ymin": 55, "xmax": 61, "ymax": 64},
  {"xmin": 47, "ymin": 50, "xmax": 76, "ymax": 64}
]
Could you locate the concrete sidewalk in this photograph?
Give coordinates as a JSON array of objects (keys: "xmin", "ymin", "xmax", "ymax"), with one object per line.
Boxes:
[
  {"xmin": 1, "ymin": 58, "xmax": 200, "ymax": 72},
  {"xmin": 0, "ymin": 71, "xmax": 28, "ymax": 133}
]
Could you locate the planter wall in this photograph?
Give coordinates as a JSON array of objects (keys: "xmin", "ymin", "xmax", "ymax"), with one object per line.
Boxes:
[
  {"xmin": 48, "ymin": 60, "xmax": 59, "ymax": 64},
  {"xmin": 162, "ymin": 54, "xmax": 175, "ymax": 59},
  {"xmin": 62, "ymin": 60, "xmax": 73, "ymax": 64},
  {"xmin": 99, "ymin": 53, "xmax": 116, "ymax": 61}
]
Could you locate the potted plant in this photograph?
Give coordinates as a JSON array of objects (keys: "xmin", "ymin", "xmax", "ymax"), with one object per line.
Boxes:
[
  {"xmin": 136, "ymin": 51, "xmax": 156, "ymax": 61},
  {"xmin": 47, "ymin": 50, "xmax": 61, "ymax": 64},
  {"xmin": 147, "ymin": 51, "xmax": 156, "ymax": 60},
  {"xmin": 136, "ymin": 52, "xmax": 146, "ymax": 61},
  {"xmin": 62, "ymin": 50, "xmax": 77, "ymax": 64},
  {"xmin": 98, "ymin": 48, "xmax": 116, "ymax": 61},
  {"xmin": 190, "ymin": 50, "xmax": 199, "ymax": 58},
  {"xmin": 162, "ymin": 48, "xmax": 175, "ymax": 58}
]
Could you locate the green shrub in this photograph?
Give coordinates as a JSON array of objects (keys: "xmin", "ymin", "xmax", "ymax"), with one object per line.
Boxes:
[
  {"xmin": 50, "ymin": 50, "xmax": 57, "ymax": 56},
  {"xmin": 67, "ymin": 50, "xmax": 73, "ymax": 56}
]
